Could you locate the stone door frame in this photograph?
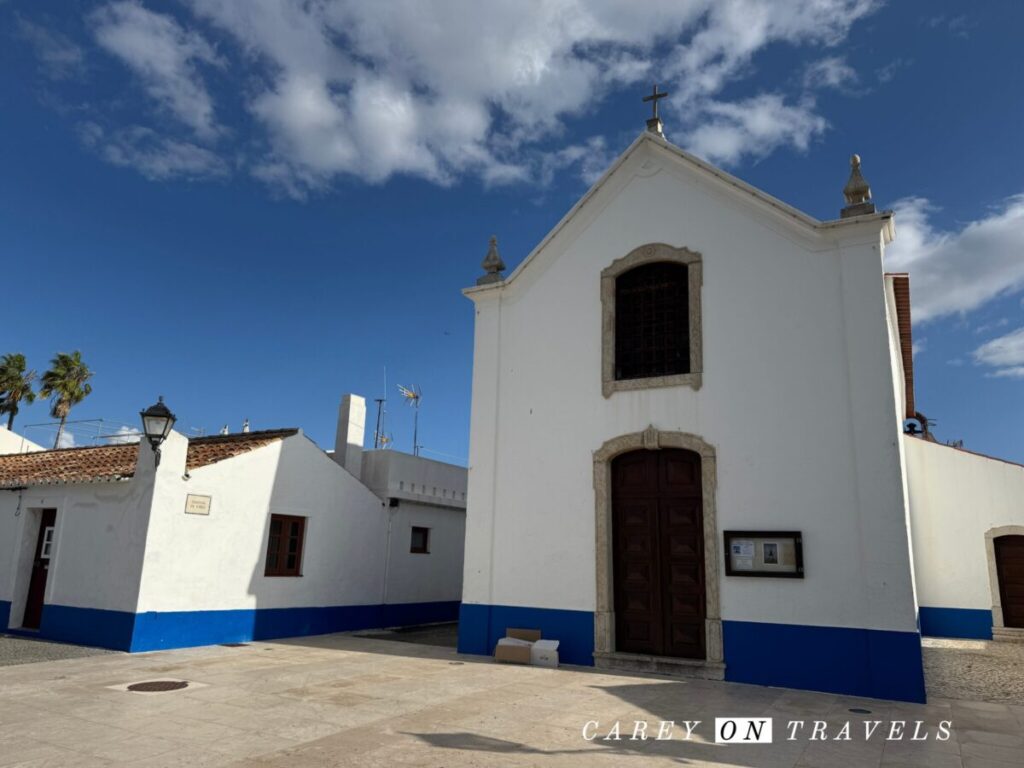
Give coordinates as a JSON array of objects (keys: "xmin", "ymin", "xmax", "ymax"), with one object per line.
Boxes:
[
  {"xmin": 986, "ymin": 525, "xmax": 1024, "ymax": 630},
  {"xmin": 593, "ymin": 426, "xmax": 723, "ymax": 670}
]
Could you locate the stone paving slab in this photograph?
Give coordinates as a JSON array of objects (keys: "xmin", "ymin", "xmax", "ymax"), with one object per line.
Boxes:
[
  {"xmin": 923, "ymin": 637, "xmax": 1024, "ymax": 705},
  {"xmin": 0, "ymin": 632, "xmax": 116, "ymax": 667},
  {"xmin": 0, "ymin": 632, "xmax": 1021, "ymax": 767}
]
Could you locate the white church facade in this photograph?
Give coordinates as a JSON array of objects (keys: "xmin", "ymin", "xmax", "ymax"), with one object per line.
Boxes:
[
  {"xmin": 0, "ymin": 395, "xmax": 466, "ymax": 651},
  {"xmin": 456, "ymin": 126, "xmax": 1024, "ymax": 703}
]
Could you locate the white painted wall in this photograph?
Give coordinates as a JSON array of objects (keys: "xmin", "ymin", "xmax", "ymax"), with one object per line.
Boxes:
[
  {"xmin": 361, "ymin": 449, "xmax": 467, "ymax": 509},
  {"xmin": 383, "ymin": 500, "xmax": 466, "ymax": 605},
  {"xmin": 905, "ymin": 436, "xmax": 1024, "ymax": 610},
  {"xmin": 136, "ymin": 432, "xmax": 389, "ymax": 612},
  {"xmin": 0, "ymin": 428, "xmax": 466, "ymax": 632},
  {"xmin": 463, "ymin": 135, "xmax": 919, "ymax": 633},
  {"xmin": 0, "ymin": 476, "xmax": 153, "ymax": 626},
  {"xmin": 0, "ymin": 427, "xmax": 42, "ymax": 454}
]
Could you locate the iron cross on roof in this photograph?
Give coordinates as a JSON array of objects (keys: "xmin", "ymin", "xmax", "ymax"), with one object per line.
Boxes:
[{"xmin": 642, "ymin": 84, "xmax": 668, "ymax": 120}]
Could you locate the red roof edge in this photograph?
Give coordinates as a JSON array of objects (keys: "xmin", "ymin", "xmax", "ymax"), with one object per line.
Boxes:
[{"xmin": 890, "ymin": 275, "xmax": 915, "ymax": 417}]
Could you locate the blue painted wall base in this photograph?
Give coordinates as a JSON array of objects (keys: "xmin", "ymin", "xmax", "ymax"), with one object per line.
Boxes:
[
  {"xmin": 722, "ymin": 620, "xmax": 927, "ymax": 703},
  {"xmin": 0, "ymin": 600, "xmax": 10, "ymax": 632},
  {"xmin": 25, "ymin": 600, "xmax": 460, "ymax": 652},
  {"xmin": 457, "ymin": 603, "xmax": 595, "ymax": 665},
  {"xmin": 919, "ymin": 607, "xmax": 993, "ymax": 640},
  {"xmin": 457, "ymin": 603, "xmax": 927, "ymax": 703}
]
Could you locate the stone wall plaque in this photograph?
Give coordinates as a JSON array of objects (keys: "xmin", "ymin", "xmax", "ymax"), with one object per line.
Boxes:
[{"xmin": 185, "ymin": 494, "xmax": 212, "ymax": 516}]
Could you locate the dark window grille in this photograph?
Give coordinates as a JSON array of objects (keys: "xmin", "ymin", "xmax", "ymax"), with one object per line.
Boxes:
[
  {"xmin": 615, "ymin": 262, "xmax": 690, "ymax": 380},
  {"xmin": 265, "ymin": 514, "xmax": 305, "ymax": 576},
  {"xmin": 410, "ymin": 526, "xmax": 430, "ymax": 554}
]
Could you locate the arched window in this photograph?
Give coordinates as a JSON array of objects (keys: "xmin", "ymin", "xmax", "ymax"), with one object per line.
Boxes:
[
  {"xmin": 614, "ymin": 262, "xmax": 689, "ymax": 381},
  {"xmin": 601, "ymin": 243, "xmax": 703, "ymax": 397}
]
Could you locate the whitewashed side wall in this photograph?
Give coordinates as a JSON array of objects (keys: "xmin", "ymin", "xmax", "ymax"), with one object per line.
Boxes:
[
  {"xmin": 383, "ymin": 500, "xmax": 465, "ymax": 606},
  {"xmin": 463, "ymin": 139, "xmax": 917, "ymax": 634},
  {"xmin": 361, "ymin": 450, "xmax": 468, "ymax": 508},
  {"xmin": 906, "ymin": 436, "xmax": 1024, "ymax": 613},
  {"xmin": 135, "ymin": 432, "xmax": 388, "ymax": 613},
  {"xmin": 0, "ymin": 477, "xmax": 152, "ymax": 627},
  {"xmin": 0, "ymin": 428, "xmax": 43, "ymax": 454}
]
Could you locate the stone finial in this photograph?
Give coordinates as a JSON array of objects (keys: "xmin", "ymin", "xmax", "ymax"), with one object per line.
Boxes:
[
  {"xmin": 476, "ymin": 235, "xmax": 506, "ymax": 285},
  {"xmin": 841, "ymin": 153, "xmax": 876, "ymax": 218}
]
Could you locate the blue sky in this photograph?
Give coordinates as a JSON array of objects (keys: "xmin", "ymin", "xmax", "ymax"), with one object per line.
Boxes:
[{"xmin": 2, "ymin": 1, "xmax": 1023, "ymax": 463}]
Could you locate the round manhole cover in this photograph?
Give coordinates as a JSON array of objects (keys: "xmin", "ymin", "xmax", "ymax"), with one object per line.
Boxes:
[{"xmin": 127, "ymin": 680, "xmax": 189, "ymax": 693}]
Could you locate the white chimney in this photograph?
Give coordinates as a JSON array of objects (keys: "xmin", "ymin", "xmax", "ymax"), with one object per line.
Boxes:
[{"xmin": 335, "ymin": 394, "xmax": 366, "ymax": 477}]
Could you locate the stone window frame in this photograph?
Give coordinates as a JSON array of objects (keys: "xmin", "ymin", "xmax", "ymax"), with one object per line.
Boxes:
[
  {"xmin": 592, "ymin": 426, "xmax": 724, "ymax": 677},
  {"xmin": 985, "ymin": 525, "xmax": 1024, "ymax": 630},
  {"xmin": 601, "ymin": 243, "xmax": 703, "ymax": 398}
]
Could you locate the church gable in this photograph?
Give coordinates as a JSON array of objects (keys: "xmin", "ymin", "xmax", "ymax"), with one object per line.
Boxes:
[{"xmin": 466, "ymin": 132, "xmax": 893, "ymax": 300}]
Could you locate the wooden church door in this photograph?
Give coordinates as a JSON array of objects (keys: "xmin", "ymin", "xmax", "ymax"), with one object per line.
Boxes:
[
  {"xmin": 612, "ymin": 449, "xmax": 706, "ymax": 659},
  {"xmin": 995, "ymin": 535, "xmax": 1024, "ymax": 629}
]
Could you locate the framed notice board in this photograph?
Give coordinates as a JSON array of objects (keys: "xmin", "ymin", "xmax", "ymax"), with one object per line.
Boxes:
[{"xmin": 724, "ymin": 531, "xmax": 804, "ymax": 578}]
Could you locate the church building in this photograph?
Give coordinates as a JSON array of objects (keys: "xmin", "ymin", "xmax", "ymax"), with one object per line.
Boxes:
[{"xmin": 457, "ymin": 116, "xmax": 941, "ymax": 703}]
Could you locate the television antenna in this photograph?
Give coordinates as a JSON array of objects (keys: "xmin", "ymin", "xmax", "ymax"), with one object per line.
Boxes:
[
  {"xmin": 372, "ymin": 367, "xmax": 389, "ymax": 449},
  {"xmin": 397, "ymin": 384, "xmax": 422, "ymax": 456}
]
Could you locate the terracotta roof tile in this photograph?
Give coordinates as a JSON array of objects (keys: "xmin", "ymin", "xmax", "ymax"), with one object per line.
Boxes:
[
  {"xmin": 891, "ymin": 274, "xmax": 915, "ymax": 417},
  {"xmin": 0, "ymin": 429, "xmax": 298, "ymax": 489}
]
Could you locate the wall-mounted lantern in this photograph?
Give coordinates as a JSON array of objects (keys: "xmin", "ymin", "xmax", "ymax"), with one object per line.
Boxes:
[{"xmin": 140, "ymin": 396, "xmax": 176, "ymax": 466}]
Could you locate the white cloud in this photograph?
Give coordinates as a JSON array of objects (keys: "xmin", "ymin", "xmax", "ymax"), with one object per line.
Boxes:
[
  {"xmin": 974, "ymin": 318, "xmax": 1009, "ymax": 334},
  {"xmin": 973, "ymin": 327, "xmax": 1024, "ymax": 378},
  {"xmin": 802, "ymin": 56, "xmax": 858, "ymax": 91},
  {"xmin": 539, "ymin": 136, "xmax": 617, "ymax": 187},
  {"xmin": 106, "ymin": 425, "xmax": 141, "ymax": 444},
  {"xmin": 79, "ymin": 122, "xmax": 228, "ymax": 180},
  {"xmin": 57, "ymin": 430, "xmax": 76, "ymax": 449},
  {"xmin": 875, "ymin": 57, "xmax": 910, "ymax": 84},
  {"xmin": 912, "ymin": 338, "xmax": 926, "ymax": 357},
  {"xmin": 684, "ymin": 94, "xmax": 826, "ymax": 166},
  {"xmin": 17, "ymin": 16, "xmax": 86, "ymax": 80},
  {"xmin": 884, "ymin": 195, "xmax": 1024, "ymax": 323},
  {"xmin": 172, "ymin": 0, "xmax": 876, "ymax": 194},
  {"xmin": 91, "ymin": 1, "xmax": 223, "ymax": 138}
]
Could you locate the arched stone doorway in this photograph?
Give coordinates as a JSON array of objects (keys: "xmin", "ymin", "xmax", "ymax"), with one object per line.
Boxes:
[
  {"xmin": 593, "ymin": 426, "xmax": 723, "ymax": 677},
  {"xmin": 987, "ymin": 527, "xmax": 1024, "ymax": 635}
]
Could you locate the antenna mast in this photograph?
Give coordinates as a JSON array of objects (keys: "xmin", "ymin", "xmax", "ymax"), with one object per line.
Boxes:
[
  {"xmin": 373, "ymin": 366, "xmax": 388, "ymax": 449},
  {"xmin": 397, "ymin": 384, "xmax": 422, "ymax": 456}
]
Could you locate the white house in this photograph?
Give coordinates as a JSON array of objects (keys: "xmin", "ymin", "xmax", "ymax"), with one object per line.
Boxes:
[
  {"xmin": 0, "ymin": 395, "xmax": 466, "ymax": 651},
  {"xmin": 457, "ymin": 125, "xmax": 929, "ymax": 702},
  {"xmin": 905, "ymin": 436, "xmax": 1024, "ymax": 643}
]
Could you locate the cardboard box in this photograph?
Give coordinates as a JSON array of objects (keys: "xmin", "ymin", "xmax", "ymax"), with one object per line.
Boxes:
[
  {"xmin": 494, "ymin": 628, "xmax": 543, "ymax": 664},
  {"xmin": 530, "ymin": 639, "xmax": 560, "ymax": 668},
  {"xmin": 494, "ymin": 637, "xmax": 532, "ymax": 664},
  {"xmin": 507, "ymin": 628, "xmax": 541, "ymax": 642}
]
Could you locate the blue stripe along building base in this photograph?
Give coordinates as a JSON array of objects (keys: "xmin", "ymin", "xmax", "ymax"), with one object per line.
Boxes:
[
  {"xmin": 28, "ymin": 600, "xmax": 460, "ymax": 652},
  {"xmin": 457, "ymin": 603, "xmax": 595, "ymax": 666},
  {"xmin": 457, "ymin": 604, "xmax": 927, "ymax": 703},
  {"xmin": 722, "ymin": 619, "xmax": 927, "ymax": 703},
  {"xmin": 919, "ymin": 607, "xmax": 993, "ymax": 640}
]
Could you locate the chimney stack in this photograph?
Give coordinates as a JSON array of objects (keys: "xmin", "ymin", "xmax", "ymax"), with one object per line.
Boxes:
[{"xmin": 334, "ymin": 394, "xmax": 366, "ymax": 477}]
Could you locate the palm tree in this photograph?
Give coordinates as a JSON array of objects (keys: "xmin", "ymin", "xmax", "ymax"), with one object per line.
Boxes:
[
  {"xmin": 0, "ymin": 353, "xmax": 37, "ymax": 431},
  {"xmin": 39, "ymin": 351, "xmax": 93, "ymax": 449}
]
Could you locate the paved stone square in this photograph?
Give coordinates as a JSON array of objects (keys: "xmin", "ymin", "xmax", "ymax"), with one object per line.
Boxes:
[
  {"xmin": 0, "ymin": 633, "xmax": 115, "ymax": 667},
  {"xmin": 923, "ymin": 636, "xmax": 1024, "ymax": 705},
  {"xmin": 0, "ymin": 631, "xmax": 1022, "ymax": 767}
]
